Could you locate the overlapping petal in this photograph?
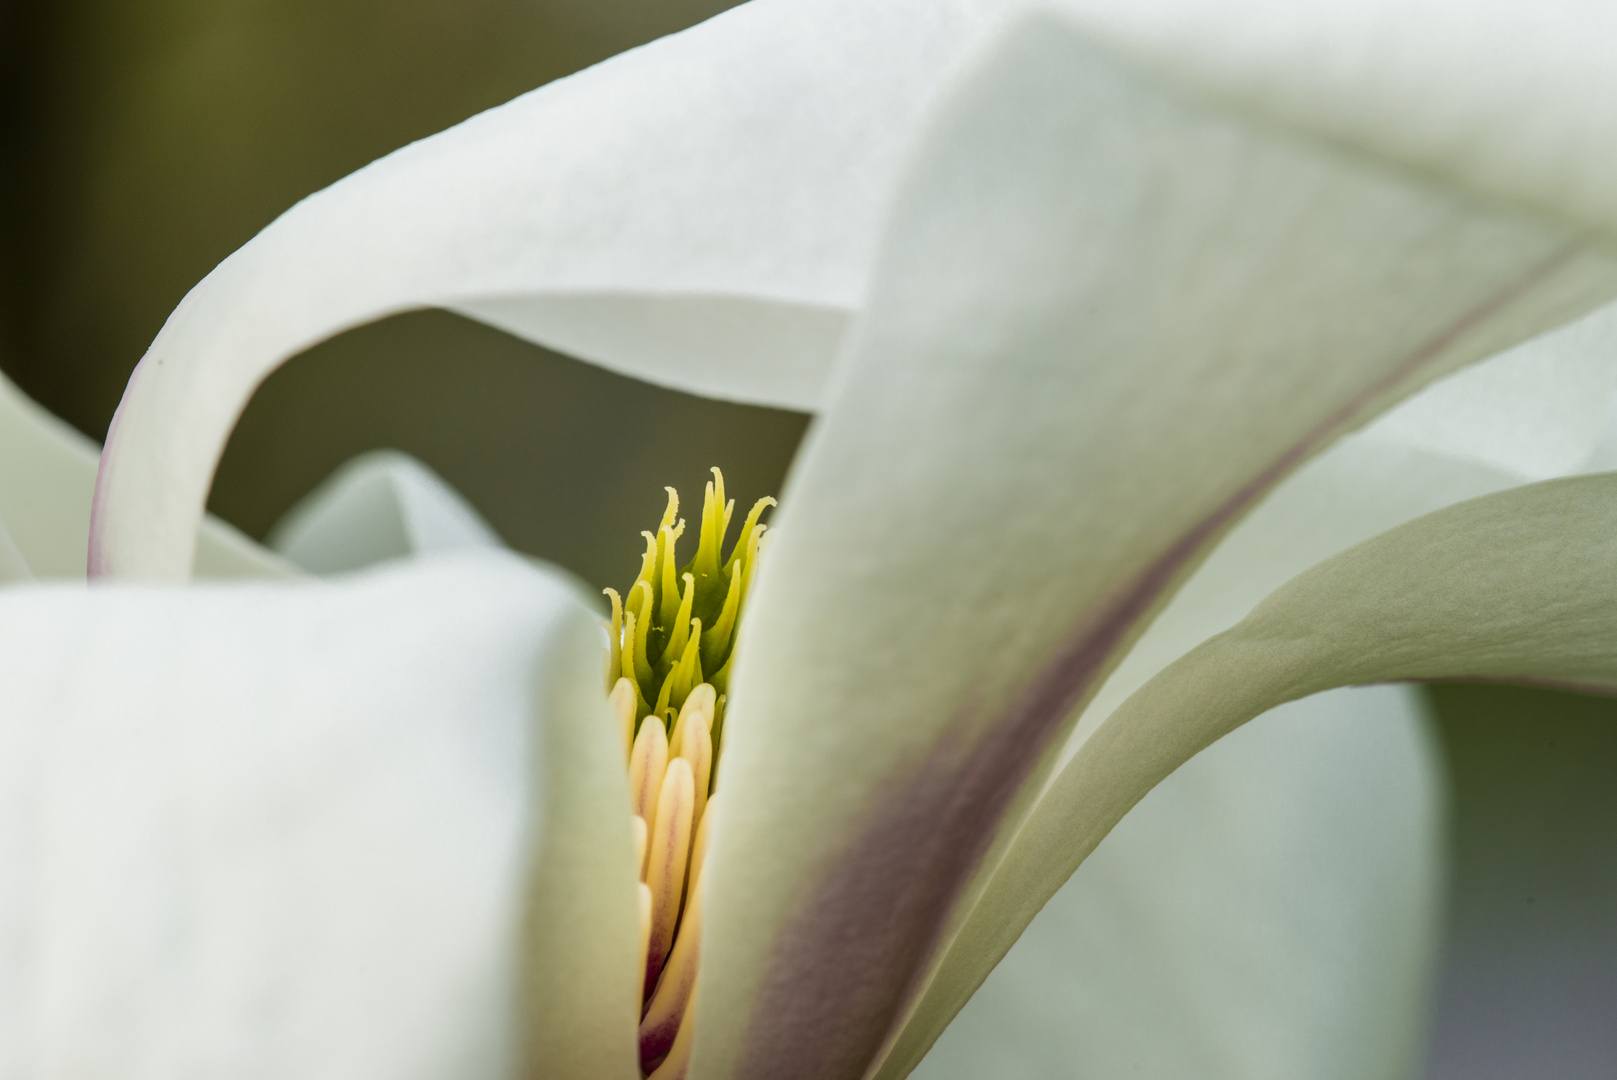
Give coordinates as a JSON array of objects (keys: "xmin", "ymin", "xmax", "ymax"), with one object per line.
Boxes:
[
  {"xmin": 0, "ymin": 372, "xmax": 288, "ymax": 580},
  {"xmin": 0, "ymin": 554, "xmax": 637, "ymax": 1077},
  {"xmin": 913, "ymin": 685, "xmax": 1443, "ymax": 1080},
  {"xmin": 86, "ymin": 0, "xmax": 1024, "ymax": 580},
  {"xmin": 695, "ymin": 13, "xmax": 1617, "ymax": 1079},
  {"xmin": 76, "ymin": 2, "xmax": 1617, "ymax": 1078},
  {"xmin": 941, "ymin": 472, "xmax": 1617, "ymax": 1071},
  {"xmin": 267, "ymin": 450, "xmax": 505, "ymax": 574}
]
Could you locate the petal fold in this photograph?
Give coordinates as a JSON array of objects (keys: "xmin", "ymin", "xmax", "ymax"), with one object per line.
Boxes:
[
  {"xmin": 694, "ymin": 14, "xmax": 1617, "ymax": 1079},
  {"xmin": 932, "ymin": 470, "xmax": 1617, "ymax": 1080},
  {"xmin": 87, "ymin": 0, "xmax": 1012, "ymax": 580}
]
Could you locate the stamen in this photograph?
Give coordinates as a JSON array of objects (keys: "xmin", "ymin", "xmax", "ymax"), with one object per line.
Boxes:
[
  {"xmin": 637, "ymin": 882, "xmax": 654, "ymax": 988},
  {"xmin": 604, "ymin": 588, "xmax": 625, "ymax": 689},
  {"xmin": 646, "ymin": 987, "xmax": 697, "ymax": 1080},
  {"xmin": 632, "ymin": 814, "xmax": 649, "ymax": 878},
  {"xmin": 640, "ymin": 875, "xmax": 703, "ymax": 1069},
  {"xmin": 628, "ymin": 717, "xmax": 668, "ymax": 825},
  {"xmin": 675, "ymin": 703, "xmax": 712, "ymax": 834},
  {"xmin": 609, "ymin": 678, "xmax": 637, "ymax": 758},
  {"xmin": 686, "ymin": 791, "xmax": 717, "ymax": 898},
  {"xmin": 645, "ymin": 757, "xmax": 694, "ymax": 990},
  {"xmin": 657, "ymin": 523, "xmax": 685, "ymax": 629},
  {"xmin": 605, "ymin": 469, "xmax": 772, "ymax": 1077}
]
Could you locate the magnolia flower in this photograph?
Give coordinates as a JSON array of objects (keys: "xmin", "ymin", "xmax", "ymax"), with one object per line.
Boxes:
[{"xmin": 8, "ymin": 0, "xmax": 1617, "ymax": 1077}]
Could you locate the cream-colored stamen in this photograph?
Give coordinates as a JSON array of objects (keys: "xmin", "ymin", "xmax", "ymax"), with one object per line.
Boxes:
[
  {"xmin": 610, "ymin": 677, "xmax": 637, "ymax": 757},
  {"xmin": 603, "ymin": 469, "xmax": 772, "ymax": 1077},
  {"xmin": 675, "ymin": 705, "xmax": 712, "ymax": 834},
  {"xmin": 636, "ymin": 882, "xmax": 654, "ymax": 990},
  {"xmin": 628, "ymin": 717, "xmax": 668, "ymax": 825},
  {"xmin": 632, "ymin": 814, "xmax": 649, "ymax": 879},
  {"xmin": 640, "ymin": 876, "xmax": 704, "ymax": 1068},
  {"xmin": 686, "ymin": 792, "xmax": 716, "ymax": 899},
  {"xmin": 645, "ymin": 757, "xmax": 694, "ymax": 988},
  {"xmin": 646, "ymin": 986, "xmax": 697, "ymax": 1080}
]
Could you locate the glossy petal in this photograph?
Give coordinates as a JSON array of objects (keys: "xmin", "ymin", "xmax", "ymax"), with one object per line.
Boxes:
[
  {"xmin": 268, "ymin": 450, "xmax": 504, "ymax": 574},
  {"xmin": 0, "ymin": 554, "xmax": 638, "ymax": 1078},
  {"xmin": 0, "ymin": 371, "xmax": 288, "ymax": 580},
  {"xmin": 694, "ymin": 14, "xmax": 1617, "ymax": 1079}
]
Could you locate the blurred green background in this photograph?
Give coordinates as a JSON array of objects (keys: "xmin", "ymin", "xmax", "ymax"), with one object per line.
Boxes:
[{"xmin": 0, "ymin": 2, "xmax": 1612, "ymax": 1076}]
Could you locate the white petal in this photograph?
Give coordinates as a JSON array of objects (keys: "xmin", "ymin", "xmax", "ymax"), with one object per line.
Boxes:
[
  {"xmin": 913, "ymin": 685, "xmax": 1442, "ymax": 1080},
  {"xmin": 943, "ymin": 470, "xmax": 1617, "ymax": 1080},
  {"xmin": 0, "ymin": 370, "xmax": 291, "ymax": 580},
  {"xmin": 694, "ymin": 13, "xmax": 1617, "ymax": 1076},
  {"xmin": 0, "ymin": 554, "xmax": 638, "ymax": 1078},
  {"xmin": 87, "ymin": 0, "xmax": 1016, "ymax": 579},
  {"xmin": 268, "ymin": 450, "xmax": 505, "ymax": 574}
]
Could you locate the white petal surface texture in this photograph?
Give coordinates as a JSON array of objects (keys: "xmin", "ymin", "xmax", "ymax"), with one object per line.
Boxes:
[
  {"xmin": 0, "ymin": 554, "xmax": 638, "ymax": 1080},
  {"xmin": 695, "ymin": 15, "xmax": 1617, "ymax": 1080},
  {"xmin": 86, "ymin": 0, "xmax": 1021, "ymax": 580},
  {"xmin": 268, "ymin": 450, "xmax": 505, "ymax": 574},
  {"xmin": 0, "ymin": 371, "xmax": 287, "ymax": 579},
  {"xmin": 913, "ymin": 685, "xmax": 1443, "ymax": 1080}
]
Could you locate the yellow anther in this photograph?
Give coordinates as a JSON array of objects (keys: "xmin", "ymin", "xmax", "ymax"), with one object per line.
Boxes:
[
  {"xmin": 645, "ymin": 757, "xmax": 694, "ymax": 990},
  {"xmin": 632, "ymin": 813, "xmax": 649, "ymax": 880},
  {"xmin": 700, "ymin": 562, "xmax": 742, "ymax": 672},
  {"xmin": 640, "ymin": 876, "xmax": 703, "ymax": 1070},
  {"xmin": 629, "ymin": 582, "xmax": 655, "ymax": 689},
  {"xmin": 610, "ymin": 678, "xmax": 637, "ymax": 759},
  {"xmin": 657, "ymin": 486, "xmax": 679, "ymax": 533},
  {"xmin": 604, "ymin": 588, "xmax": 625, "ymax": 689},
  {"xmin": 629, "ymin": 716, "xmax": 669, "ymax": 826},
  {"xmin": 724, "ymin": 496, "xmax": 776, "ymax": 576},
  {"xmin": 633, "ymin": 531, "xmax": 657, "ymax": 598},
  {"xmin": 664, "ymin": 574, "xmax": 698, "ymax": 660},
  {"xmin": 607, "ymin": 469, "xmax": 773, "ymax": 1073},
  {"xmin": 657, "ymin": 523, "xmax": 685, "ymax": 630}
]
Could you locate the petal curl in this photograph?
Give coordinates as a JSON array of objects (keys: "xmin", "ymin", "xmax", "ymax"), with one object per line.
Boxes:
[
  {"xmin": 912, "ymin": 686, "xmax": 1442, "ymax": 1080},
  {"xmin": 934, "ymin": 470, "xmax": 1617, "ymax": 1080},
  {"xmin": 0, "ymin": 371, "xmax": 288, "ymax": 580},
  {"xmin": 694, "ymin": 14, "xmax": 1617, "ymax": 1079},
  {"xmin": 0, "ymin": 554, "xmax": 637, "ymax": 1078},
  {"xmin": 87, "ymin": 0, "xmax": 1011, "ymax": 580}
]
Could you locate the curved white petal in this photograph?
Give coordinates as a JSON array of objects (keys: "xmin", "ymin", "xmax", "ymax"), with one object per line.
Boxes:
[
  {"xmin": 940, "ymin": 470, "xmax": 1617, "ymax": 1080},
  {"xmin": 87, "ymin": 0, "xmax": 1019, "ymax": 580},
  {"xmin": 913, "ymin": 685, "xmax": 1443, "ymax": 1080},
  {"xmin": 268, "ymin": 450, "xmax": 505, "ymax": 574},
  {"xmin": 693, "ymin": 12, "xmax": 1617, "ymax": 1077},
  {"xmin": 0, "ymin": 371, "xmax": 291, "ymax": 580},
  {"xmin": 883, "ymin": 298, "xmax": 1617, "ymax": 1073},
  {"xmin": 0, "ymin": 554, "xmax": 637, "ymax": 1078}
]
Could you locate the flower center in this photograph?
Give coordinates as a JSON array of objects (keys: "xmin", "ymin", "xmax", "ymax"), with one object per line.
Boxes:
[{"xmin": 604, "ymin": 467, "xmax": 773, "ymax": 1078}]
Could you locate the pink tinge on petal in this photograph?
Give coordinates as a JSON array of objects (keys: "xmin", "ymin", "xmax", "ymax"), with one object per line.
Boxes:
[
  {"xmin": 85, "ymin": 394, "xmax": 129, "ymax": 578},
  {"xmin": 728, "ymin": 241, "xmax": 1586, "ymax": 1080}
]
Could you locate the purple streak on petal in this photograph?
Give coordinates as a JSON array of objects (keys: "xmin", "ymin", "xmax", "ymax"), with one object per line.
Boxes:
[{"xmin": 731, "ymin": 242, "xmax": 1584, "ymax": 1080}]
